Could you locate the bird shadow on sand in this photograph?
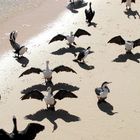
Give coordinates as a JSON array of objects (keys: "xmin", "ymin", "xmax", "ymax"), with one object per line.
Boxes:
[
  {"xmin": 87, "ymin": 22, "xmax": 97, "ymax": 27},
  {"xmin": 14, "ymin": 56, "xmax": 29, "ymax": 67},
  {"xmin": 21, "ymin": 82, "xmax": 79, "ymax": 94},
  {"xmin": 113, "ymin": 53, "xmax": 140, "ymax": 63},
  {"xmin": 51, "ymin": 46, "xmax": 85, "ymax": 57},
  {"xmin": 124, "ymin": 8, "xmax": 140, "ymax": 19},
  {"xmin": 67, "ymin": 1, "xmax": 87, "ymax": 13},
  {"xmin": 97, "ymin": 101, "xmax": 118, "ymax": 116},
  {"xmin": 25, "ymin": 109, "xmax": 80, "ymax": 132}
]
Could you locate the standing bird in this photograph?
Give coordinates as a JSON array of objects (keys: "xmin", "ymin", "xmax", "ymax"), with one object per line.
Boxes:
[
  {"xmin": 9, "ymin": 31, "xmax": 28, "ymax": 58},
  {"xmin": 74, "ymin": 46, "xmax": 91, "ymax": 63},
  {"xmin": 49, "ymin": 28, "xmax": 91, "ymax": 47},
  {"xmin": 21, "ymin": 87, "xmax": 77, "ymax": 111},
  {"xmin": 0, "ymin": 116, "xmax": 44, "ymax": 140},
  {"xmin": 85, "ymin": 2, "xmax": 95, "ymax": 25},
  {"xmin": 19, "ymin": 61, "xmax": 76, "ymax": 82},
  {"xmin": 108, "ymin": 35, "xmax": 140, "ymax": 54},
  {"xmin": 121, "ymin": 0, "xmax": 135, "ymax": 9},
  {"xmin": 95, "ymin": 81, "xmax": 112, "ymax": 104}
]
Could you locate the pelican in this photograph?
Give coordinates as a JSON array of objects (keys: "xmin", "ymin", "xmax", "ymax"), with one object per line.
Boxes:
[
  {"xmin": 74, "ymin": 46, "xmax": 91, "ymax": 63},
  {"xmin": 85, "ymin": 2, "xmax": 95, "ymax": 25},
  {"xmin": 108, "ymin": 35, "xmax": 140, "ymax": 54},
  {"xmin": 122, "ymin": 0, "xmax": 135, "ymax": 9},
  {"xmin": 0, "ymin": 116, "xmax": 44, "ymax": 140},
  {"xmin": 49, "ymin": 28, "xmax": 91, "ymax": 47},
  {"xmin": 21, "ymin": 87, "xmax": 77, "ymax": 111},
  {"xmin": 95, "ymin": 81, "xmax": 112, "ymax": 103},
  {"xmin": 9, "ymin": 31, "xmax": 28, "ymax": 58},
  {"xmin": 19, "ymin": 61, "xmax": 76, "ymax": 82}
]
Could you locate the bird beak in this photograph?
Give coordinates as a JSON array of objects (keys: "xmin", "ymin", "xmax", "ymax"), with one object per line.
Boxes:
[{"xmin": 107, "ymin": 82, "xmax": 112, "ymax": 84}]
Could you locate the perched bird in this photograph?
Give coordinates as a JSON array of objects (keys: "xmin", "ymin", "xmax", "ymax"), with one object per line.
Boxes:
[
  {"xmin": 49, "ymin": 28, "xmax": 91, "ymax": 47},
  {"xmin": 19, "ymin": 61, "xmax": 76, "ymax": 82},
  {"xmin": 85, "ymin": 2, "xmax": 95, "ymax": 25},
  {"xmin": 95, "ymin": 81, "xmax": 112, "ymax": 103},
  {"xmin": 9, "ymin": 31, "xmax": 28, "ymax": 58},
  {"xmin": 74, "ymin": 46, "xmax": 91, "ymax": 63},
  {"xmin": 122, "ymin": 0, "xmax": 135, "ymax": 9},
  {"xmin": 108, "ymin": 35, "xmax": 140, "ymax": 54},
  {"xmin": 0, "ymin": 116, "xmax": 44, "ymax": 140},
  {"xmin": 21, "ymin": 87, "xmax": 77, "ymax": 111}
]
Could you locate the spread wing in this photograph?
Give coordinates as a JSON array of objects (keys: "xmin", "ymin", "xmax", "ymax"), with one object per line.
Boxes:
[
  {"xmin": 20, "ymin": 89, "xmax": 44, "ymax": 101},
  {"xmin": 52, "ymin": 65, "xmax": 77, "ymax": 73},
  {"xmin": 20, "ymin": 123, "xmax": 44, "ymax": 140},
  {"xmin": 19, "ymin": 67, "xmax": 43, "ymax": 77},
  {"xmin": 108, "ymin": 35, "xmax": 125, "ymax": 45},
  {"xmin": 74, "ymin": 29, "xmax": 91, "ymax": 37},
  {"xmin": 54, "ymin": 90, "xmax": 77, "ymax": 100},
  {"xmin": 0, "ymin": 129, "xmax": 10, "ymax": 140},
  {"xmin": 121, "ymin": 0, "xmax": 126, "ymax": 3},
  {"xmin": 133, "ymin": 39, "xmax": 140, "ymax": 48},
  {"xmin": 49, "ymin": 34, "xmax": 66, "ymax": 44}
]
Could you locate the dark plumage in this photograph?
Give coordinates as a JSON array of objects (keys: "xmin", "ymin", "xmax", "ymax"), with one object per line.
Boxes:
[
  {"xmin": 0, "ymin": 116, "xmax": 44, "ymax": 140},
  {"xmin": 121, "ymin": 0, "xmax": 135, "ymax": 3},
  {"xmin": 9, "ymin": 31, "xmax": 28, "ymax": 58},
  {"xmin": 85, "ymin": 2, "xmax": 95, "ymax": 24}
]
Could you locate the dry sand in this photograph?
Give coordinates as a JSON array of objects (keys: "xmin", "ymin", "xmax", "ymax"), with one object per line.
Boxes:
[{"xmin": 0, "ymin": 0, "xmax": 140, "ymax": 140}]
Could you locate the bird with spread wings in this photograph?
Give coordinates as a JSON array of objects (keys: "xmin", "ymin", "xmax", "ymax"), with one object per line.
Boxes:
[
  {"xmin": 21, "ymin": 86, "xmax": 77, "ymax": 111},
  {"xmin": 19, "ymin": 61, "xmax": 76, "ymax": 83},
  {"xmin": 0, "ymin": 116, "xmax": 44, "ymax": 140},
  {"xmin": 49, "ymin": 28, "xmax": 91, "ymax": 47},
  {"xmin": 108, "ymin": 35, "xmax": 140, "ymax": 54}
]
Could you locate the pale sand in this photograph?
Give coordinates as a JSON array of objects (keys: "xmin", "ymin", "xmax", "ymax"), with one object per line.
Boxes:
[{"xmin": 0, "ymin": 0, "xmax": 140, "ymax": 140}]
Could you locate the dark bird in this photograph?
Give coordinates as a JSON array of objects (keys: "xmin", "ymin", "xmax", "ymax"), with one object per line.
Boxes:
[
  {"xmin": 49, "ymin": 28, "xmax": 91, "ymax": 47},
  {"xmin": 19, "ymin": 60, "xmax": 76, "ymax": 82},
  {"xmin": 108, "ymin": 35, "xmax": 140, "ymax": 54},
  {"xmin": 95, "ymin": 81, "xmax": 112, "ymax": 104},
  {"xmin": 0, "ymin": 116, "xmax": 44, "ymax": 140},
  {"xmin": 85, "ymin": 2, "xmax": 95, "ymax": 25},
  {"xmin": 21, "ymin": 87, "xmax": 77, "ymax": 111},
  {"xmin": 9, "ymin": 31, "xmax": 28, "ymax": 58},
  {"xmin": 74, "ymin": 46, "xmax": 91, "ymax": 63},
  {"xmin": 121, "ymin": 0, "xmax": 135, "ymax": 9}
]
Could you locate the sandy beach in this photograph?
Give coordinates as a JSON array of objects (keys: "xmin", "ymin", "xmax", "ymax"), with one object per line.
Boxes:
[{"xmin": 0, "ymin": 0, "xmax": 140, "ymax": 140}]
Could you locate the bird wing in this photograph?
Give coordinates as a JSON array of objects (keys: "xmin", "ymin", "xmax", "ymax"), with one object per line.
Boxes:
[
  {"xmin": 0, "ymin": 129, "xmax": 10, "ymax": 139},
  {"xmin": 121, "ymin": 0, "xmax": 126, "ymax": 3},
  {"xmin": 95, "ymin": 87, "xmax": 103, "ymax": 95},
  {"xmin": 133, "ymin": 39, "xmax": 140, "ymax": 48},
  {"xmin": 53, "ymin": 90, "xmax": 77, "ymax": 100},
  {"xmin": 52, "ymin": 65, "xmax": 77, "ymax": 73},
  {"xmin": 19, "ymin": 67, "xmax": 43, "ymax": 77},
  {"xmin": 20, "ymin": 123, "xmax": 44, "ymax": 140},
  {"xmin": 20, "ymin": 89, "xmax": 44, "ymax": 101},
  {"xmin": 49, "ymin": 34, "xmax": 66, "ymax": 44},
  {"xmin": 108, "ymin": 35, "xmax": 125, "ymax": 45},
  {"xmin": 74, "ymin": 28, "xmax": 91, "ymax": 37}
]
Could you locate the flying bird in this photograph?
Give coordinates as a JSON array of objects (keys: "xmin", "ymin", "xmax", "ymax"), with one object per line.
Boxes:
[
  {"xmin": 95, "ymin": 81, "xmax": 112, "ymax": 104},
  {"xmin": 0, "ymin": 116, "xmax": 44, "ymax": 140},
  {"xmin": 85, "ymin": 2, "xmax": 95, "ymax": 25},
  {"xmin": 19, "ymin": 60, "xmax": 76, "ymax": 82},
  {"xmin": 74, "ymin": 46, "xmax": 91, "ymax": 63},
  {"xmin": 108, "ymin": 35, "xmax": 140, "ymax": 54},
  {"xmin": 121, "ymin": 0, "xmax": 135, "ymax": 9},
  {"xmin": 49, "ymin": 28, "xmax": 91, "ymax": 47},
  {"xmin": 9, "ymin": 31, "xmax": 28, "ymax": 58},
  {"xmin": 21, "ymin": 86, "xmax": 77, "ymax": 111}
]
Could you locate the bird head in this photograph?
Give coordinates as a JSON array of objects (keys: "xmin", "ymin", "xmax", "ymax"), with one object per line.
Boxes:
[
  {"xmin": 101, "ymin": 81, "xmax": 112, "ymax": 87},
  {"xmin": 89, "ymin": 2, "xmax": 92, "ymax": 6},
  {"xmin": 70, "ymin": 31, "xmax": 74, "ymax": 36},
  {"xmin": 46, "ymin": 86, "xmax": 52, "ymax": 92},
  {"xmin": 46, "ymin": 61, "xmax": 49, "ymax": 64},
  {"xmin": 12, "ymin": 115, "xmax": 17, "ymax": 124},
  {"xmin": 86, "ymin": 46, "xmax": 91, "ymax": 51}
]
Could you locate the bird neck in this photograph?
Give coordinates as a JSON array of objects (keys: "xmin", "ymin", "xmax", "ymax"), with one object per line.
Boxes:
[
  {"xmin": 46, "ymin": 63, "xmax": 50, "ymax": 71},
  {"xmin": 47, "ymin": 89, "xmax": 52, "ymax": 97}
]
